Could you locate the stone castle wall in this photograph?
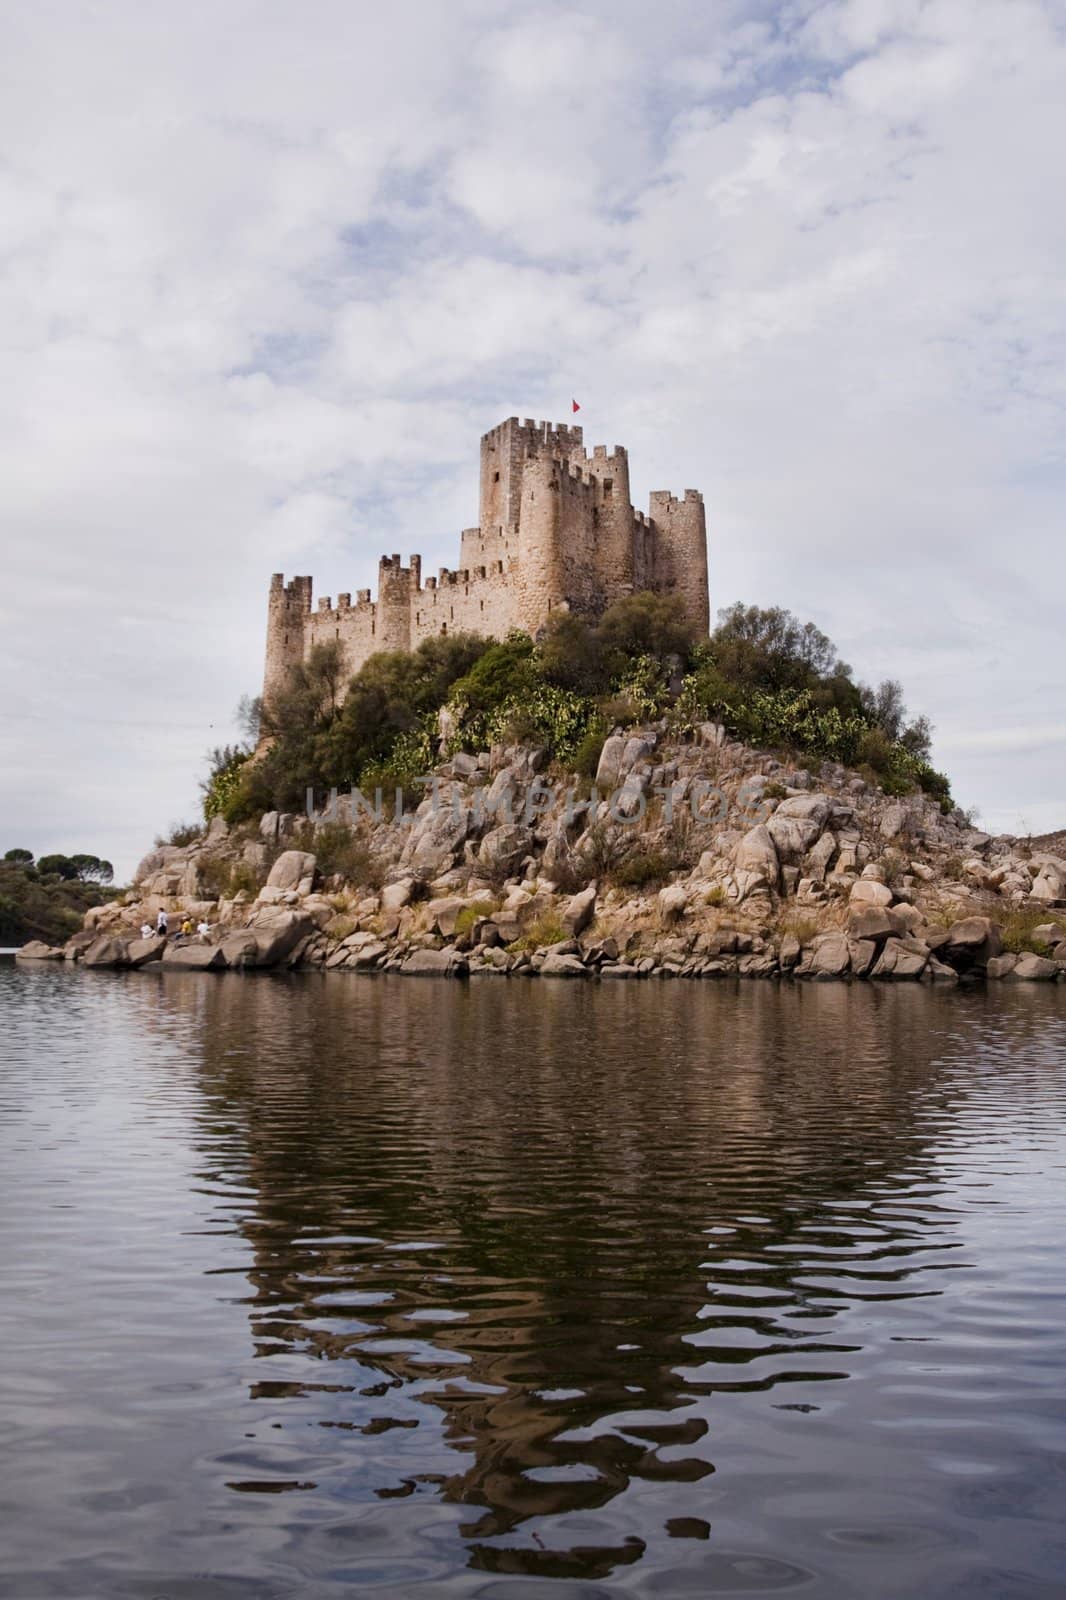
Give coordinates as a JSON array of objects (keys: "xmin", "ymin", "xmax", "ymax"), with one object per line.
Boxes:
[{"xmin": 263, "ymin": 415, "xmax": 709, "ymax": 705}]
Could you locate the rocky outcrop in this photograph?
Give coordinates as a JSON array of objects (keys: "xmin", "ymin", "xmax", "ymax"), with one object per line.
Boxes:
[
  {"xmin": 48, "ymin": 721, "xmax": 1064, "ymax": 987},
  {"xmin": 15, "ymin": 940, "xmax": 64, "ymax": 961}
]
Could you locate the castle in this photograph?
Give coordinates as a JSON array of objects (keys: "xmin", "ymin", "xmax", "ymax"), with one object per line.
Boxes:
[{"xmin": 263, "ymin": 415, "xmax": 709, "ymax": 705}]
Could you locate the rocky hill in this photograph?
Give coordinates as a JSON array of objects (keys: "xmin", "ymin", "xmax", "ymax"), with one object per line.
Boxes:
[{"xmin": 18, "ymin": 720, "xmax": 1066, "ymax": 984}]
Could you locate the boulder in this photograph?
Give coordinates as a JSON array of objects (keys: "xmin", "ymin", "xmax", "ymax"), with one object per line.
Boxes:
[
  {"xmin": 245, "ymin": 910, "xmax": 315, "ymax": 967},
  {"xmin": 478, "ymin": 824, "xmax": 533, "ymax": 875},
  {"xmin": 942, "ymin": 916, "xmax": 1002, "ymax": 972},
  {"xmin": 774, "ymin": 793, "xmax": 833, "ymax": 828},
  {"xmin": 401, "ymin": 803, "xmax": 474, "ymax": 873},
  {"xmin": 1031, "ymin": 923, "xmax": 1066, "ymax": 950},
  {"xmin": 871, "ymin": 937, "xmax": 928, "ymax": 980},
  {"xmin": 126, "ymin": 934, "xmax": 167, "ymax": 968},
  {"xmin": 1031, "ymin": 862, "xmax": 1066, "ymax": 903},
  {"xmin": 82, "ymin": 935, "xmax": 131, "ymax": 968},
  {"xmin": 849, "ymin": 879, "xmax": 893, "ymax": 908},
  {"xmin": 880, "ymin": 802, "xmax": 908, "ymax": 841},
  {"xmin": 734, "ymin": 825, "xmax": 779, "ymax": 891},
  {"xmin": 766, "ymin": 813, "xmax": 822, "ymax": 862},
  {"xmin": 1008, "ymin": 953, "xmax": 1059, "ymax": 981},
  {"xmin": 162, "ymin": 944, "xmax": 226, "ymax": 970},
  {"xmin": 347, "ymin": 940, "xmax": 388, "ymax": 969},
  {"xmin": 847, "ymin": 906, "xmax": 897, "ymax": 942},
  {"xmin": 599, "ymin": 962, "xmax": 645, "ymax": 978},
  {"xmin": 804, "ymin": 830, "xmax": 837, "ymax": 883},
  {"xmin": 15, "ymin": 940, "xmax": 64, "ymax": 961},
  {"xmin": 539, "ymin": 952, "xmax": 587, "ymax": 977},
  {"xmin": 562, "ymin": 885, "xmax": 597, "ymax": 937},
  {"xmin": 380, "ymin": 878, "xmax": 416, "ymax": 914},
  {"xmin": 804, "ymin": 933, "xmax": 850, "ymax": 979},
  {"xmin": 400, "ymin": 948, "xmax": 469, "ymax": 977},
  {"xmin": 265, "ymin": 850, "xmax": 316, "ymax": 892},
  {"xmin": 220, "ymin": 931, "xmax": 261, "ymax": 969},
  {"xmin": 847, "ymin": 938, "xmax": 878, "ymax": 977},
  {"xmin": 986, "ymin": 953, "xmax": 1017, "ymax": 979},
  {"xmin": 427, "ymin": 896, "xmax": 467, "ymax": 937},
  {"xmin": 778, "ymin": 934, "xmax": 801, "ymax": 970},
  {"xmin": 657, "ymin": 884, "xmax": 688, "ymax": 923},
  {"xmin": 595, "ymin": 734, "xmax": 627, "ymax": 789}
]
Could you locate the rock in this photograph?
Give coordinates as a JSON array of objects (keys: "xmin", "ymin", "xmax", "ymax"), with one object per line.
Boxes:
[
  {"xmin": 259, "ymin": 811, "xmax": 280, "ymax": 841},
  {"xmin": 889, "ymin": 901, "xmax": 925, "ymax": 935},
  {"xmin": 871, "ymin": 937, "xmax": 928, "ymax": 980},
  {"xmin": 15, "ymin": 940, "xmax": 64, "ymax": 961},
  {"xmin": 562, "ymin": 885, "xmax": 597, "ymax": 937},
  {"xmin": 599, "ymin": 962, "xmax": 644, "ymax": 978},
  {"xmin": 126, "ymin": 934, "xmax": 167, "ymax": 968},
  {"xmin": 1031, "ymin": 862, "xmax": 1066, "ymax": 903},
  {"xmin": 1008, "ymin": 953, "xmax": 1059, "ymax": 981},
  {"xmin": 847, "ymin": 938, "xmax": 878, "ymax": 977},
  {"xmin": 595, "ymin": 734, "xmax": 627, "ymax": 789},
  {"xmin": 478, "ymin": 824, "xmax": 533, "ymax": 875},
  {"xmin": 766, "ymin": 813, "xmax": 822, "ymax": 862},
  {"xmin": 986, "ymin": 953, "xmax": 1016, "ymax": 978},
  {"xmin": 804, "ymin": 830, "xmax": 837, "ymax": 883},
  {"xmin": 539, "ymin": 952, "xmax": 587, "ymax": 977},
  {"xmin": 734, "ymin": 825, "xmax": 779, "ymax": 891},
  {"xmin": 380, "ymin": 878, "xmax": 416, "ymax": 914},
  {"xmin": 846, "ymin": 906, "xmax": 897, "ymax": 942},
  {"xmin": 1031, "ymin": 923, "xmax": 1066, "ymax": 950},
  {"xmin": 779, "ymin": 934, "xmax": 801, "ymax": 970},
  {"xmin": 926, "ymin": 959, "xmax": 959, "ymax": 983},
  {"xmin": 775, "ymin": 793, "xmax": 833, "ymax": 827},
  {"xmin": 245, "ymin": 910, "xmax": 314, "ymax": 967},
  {"xmin": 265, "ymin": 850, "xmax": 316, "ymax": 892},
  {"xmin": 658, "ymin": 884, "xmax": 688, "ymax": 923},
  {"xmin": 348, "ymin": 940, "xmax": 388, "ymax": 969},
  {"xmin": 849, "ymin": 879, "xmax": 893, "ymax": 908},
  {"xmin": 82, "ymin": 935, "xmax": 131, "ymax": 968},
  {"xmin": 162, "ymin": 944, "xmax": 226, "ymax": 970},
  {"xmin": 401, "ymin": 803, "xmax": 474, "ymax": 873},
  {"xmin": 400, "ymin": 948, "xmax": 469, "ymax": 977},
  {"xmin": 620, "ymin": 735, "xmax": 654, "ymax": 774},
  {"xmin": 217, "ymin": 931, "xmax": 257, "ymax": 969},
  {"xmin": 612, "ymin": 772, "xmax": 649, "ymax": 820},
  {"xmin": 880, "ymin": 802, "xmax": 908, "ymax": 841},
  {"xmin": 942, "ymin": 916, "xmax": 1002, "ymax": 972},
  {"xmin": 804, "ymin": 933, "xmax": 850, "ymax": 979},
  {"xmin": 427, "ymin": 896, "xmax": 467, "ymax": 937}
]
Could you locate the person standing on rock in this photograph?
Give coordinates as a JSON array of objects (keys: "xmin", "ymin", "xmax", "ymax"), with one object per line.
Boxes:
[{"xmin": 156, "ymin": 908, "xmax": 168, "ymax": 937}]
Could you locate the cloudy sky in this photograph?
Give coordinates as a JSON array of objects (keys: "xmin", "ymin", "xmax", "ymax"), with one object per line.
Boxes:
[{"xmin": 2, "ymin": 0, "xmax": 1064, "ymax": 878}]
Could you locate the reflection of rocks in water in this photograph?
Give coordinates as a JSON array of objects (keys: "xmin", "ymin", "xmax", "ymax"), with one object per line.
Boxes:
[{"xmin": 174, "ymin": 974, "xmax": 988, "ymax": 1577}]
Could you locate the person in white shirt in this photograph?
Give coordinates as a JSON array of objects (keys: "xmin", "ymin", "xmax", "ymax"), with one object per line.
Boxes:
[
  {"xmin": 140, "ymin": 922, "xmax": 153, "ymax": 940},
  {"xmin": 196, "ymin": 920, "xmax": 210, "ymax": 942}
]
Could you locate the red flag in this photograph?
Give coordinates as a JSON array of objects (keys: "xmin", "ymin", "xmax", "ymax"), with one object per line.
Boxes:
[{"xmin": 572, "ymin": 398, "xmax": 580, "ymax": 413}]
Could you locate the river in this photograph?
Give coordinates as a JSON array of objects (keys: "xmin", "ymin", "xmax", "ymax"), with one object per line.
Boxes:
[{"xmin": 2, "ymin": 967, "xmax": 1065, "ymax": 1597}]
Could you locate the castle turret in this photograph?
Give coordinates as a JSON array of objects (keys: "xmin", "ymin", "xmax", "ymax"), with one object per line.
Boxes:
[
  {"xmin": 375, "ymin": 555, "xmax": 415, "ymax": 651},
  {"xmin": 263, "ymin": 574, "xmax": 312, "ymax": 708},
  {"xmin": 515, "ymin": 456, "xmax": 568, "ymax": 633},
  {"xmin": 648, "ymin": 491, "xmax": 710, "ymax": 638},
  {"xmin": 573, "ymin": 443, "xmax": 636, "ymax": 602}
]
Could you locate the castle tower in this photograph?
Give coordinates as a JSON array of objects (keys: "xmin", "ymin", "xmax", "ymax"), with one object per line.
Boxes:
[
  {"xmin": 648, "ymin": 491, "xmax": 710, "ymax": 638},
  {"xmin": 573, "ymin": 443, "xmax": 635, "ymax": 602},
  {"xmin": 263, "ymin": 574, "xmax": 311, "ymax": 707},
  {"xmin": 375, "ymin": 556, "xmax": 416, "ymax": 651},
  {"xmin": 515, "ymin": 456, "xmax": 567, "ymax": 634},
  {"xmin": 479, "ymin": 416, "xmax": 584, "ymax": 536}
]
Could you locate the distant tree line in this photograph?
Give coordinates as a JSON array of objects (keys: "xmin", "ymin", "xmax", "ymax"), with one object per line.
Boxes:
[{"xmin": 0, "ymin": 849, "xmax": 118, "ymax": 947}]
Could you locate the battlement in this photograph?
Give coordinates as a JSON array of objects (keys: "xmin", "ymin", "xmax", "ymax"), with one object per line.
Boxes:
[{"xmin": 263, "ymin": 413, "xmax": 708, "ymax": 705}]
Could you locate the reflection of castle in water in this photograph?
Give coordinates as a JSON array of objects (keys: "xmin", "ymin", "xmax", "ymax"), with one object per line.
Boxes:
[{"xmin": 173, "ymin": 974, "xmax": 980, "ymax": 1579}]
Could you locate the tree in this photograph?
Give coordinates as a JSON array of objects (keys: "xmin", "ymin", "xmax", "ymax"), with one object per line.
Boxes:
[
  {"xmin": 711, "ymin": 604, "xmax": 848, "ymax": 693},
  {"xmin": 37, "ymin": 854, "xmax": 78, "ymax": 880},
  {"xmin": 3, "ymin": 848, "xmax": 33, "ymax": 865},
  {"xmin": 536, "ymin": 612, "xmax": 606, "ymax": 694},
  {"xmin": 70, "ymin": 854, "xmax": 114, "ymax": 884},
  {"xmin": 597, "ymin": 592, "xmax": 697, "ymax": 671}
]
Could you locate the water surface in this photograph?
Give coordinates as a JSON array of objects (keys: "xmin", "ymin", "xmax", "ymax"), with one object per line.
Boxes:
[{"xmin": 2, "ymin": 968, "xmax": 1065, "ymax": 1598}]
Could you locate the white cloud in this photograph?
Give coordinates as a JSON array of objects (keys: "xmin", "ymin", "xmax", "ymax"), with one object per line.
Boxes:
[{"xmin": 1, "ymin": 0, "xmax": 1064, "ymax": 876}]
